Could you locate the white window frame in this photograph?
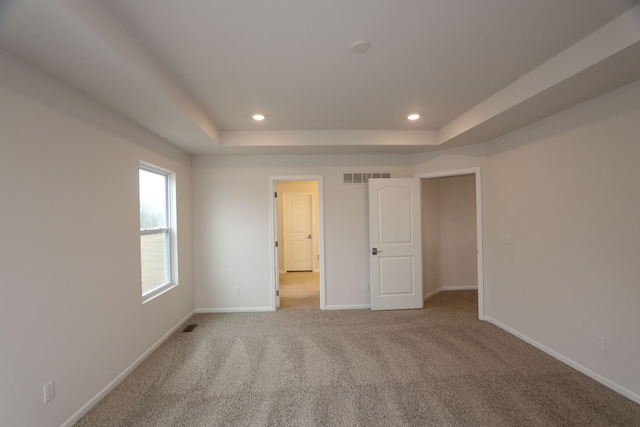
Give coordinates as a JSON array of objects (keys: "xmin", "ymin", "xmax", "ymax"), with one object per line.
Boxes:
[{"xmin": 139, "ymin": 162, "xmax": 177, "ymax": 302}]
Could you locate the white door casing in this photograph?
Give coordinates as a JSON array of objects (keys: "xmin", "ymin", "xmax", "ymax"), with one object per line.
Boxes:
[
  {"xmin": 273, "ymin": 190, "xmax": 280, "ymax": 308},
  {"xmin": 369, "ymin": 178, "xmax": 423, "ymax": 310},
  {"xmin": 284, "ymin": 193, "xmax": 313, "ymax": 271},
  {"xmin": 417, "ymin": 167, "xmax": 484, "ymax": 320},
  {"xmin": 269, "ymin": 176, "xmax": 326, "ymax": 311}
]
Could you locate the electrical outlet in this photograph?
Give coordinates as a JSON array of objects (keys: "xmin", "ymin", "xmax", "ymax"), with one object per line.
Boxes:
[
  {"xmin": 44, "ymin": 381, "xmax": 55, "ymax": 404},
  {"xmin": 234, "ymin": 286, "xmax": 240, "ymax": 294},
  {"xmin": 497, "ymin": 232, "xmax": 511, "ymax": 244},
  {"xmin": 364, "ymin": 283, "xmax": 370, "ymax": 292},
  {"xmin": 596, "ymin": 335, "xmax": 606, "ymax": 351}
]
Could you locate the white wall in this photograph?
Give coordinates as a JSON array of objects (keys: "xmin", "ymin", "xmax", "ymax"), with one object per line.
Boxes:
[
  {"xmin": 0, "ymin": 51, "xmax": 195, "ymax": 426},
  {"xmin": 439, "ymin": 175, "xmax": 477, "ymax": 290},
  {"xmin": 420, "ymin": 175, "xmax": 477, "ymax": 297},
  {"xmin": 414, "ymin": 80, "xmax": 640, "ymax": 401},
  {"xmin": 276, "ymin": 180, "xmax": 320, "ymax": 273},
  {"xmin": 193, "ymin": 79, "xmax": 640, "ymax": 401},
  {"xmin": 2, "ymin": 42, "xmax": 638, "ymax": 427},
  {"xmin": 192, "ymin": 155, "xmax": 413, "ymax": 310},
  {"xmin": 421, "ymin": 179, "xmax": 441, "ymax": 298},
  {"xmin": 482, "ymin": 80, "xmax": 640, "ymax": 400}
]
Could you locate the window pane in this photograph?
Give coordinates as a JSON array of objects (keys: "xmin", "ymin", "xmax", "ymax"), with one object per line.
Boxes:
[
  {"xmin": 139, "ymin": 169, "xmax": 167, "ymax": 230},
  {"xmin": 141, "ymin": 233, "xmax": 167, "ymax": 294}
]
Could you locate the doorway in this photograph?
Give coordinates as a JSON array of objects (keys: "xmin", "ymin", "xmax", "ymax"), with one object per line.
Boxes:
[
  {"xmin": 417, "ymin": 168, "xmax": 484, "ymax": 319},
  {"xmin": 279, "ymin": 271, "xmax": 320, "ymax": 309},
  {"xmin": 269, "ymin": 176, "xmax": 325, "ymax": 310}
]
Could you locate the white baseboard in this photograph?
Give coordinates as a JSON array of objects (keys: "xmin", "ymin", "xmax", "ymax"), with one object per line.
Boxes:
[
  {"xmin": 484, "ymin": 316, "xmax": 640, "ymax": 405},
  {"xmin": 61, "ymin": 309, "xmax": 195, "ymax": 427},
  {"xmin": 441, "ymin": 285, "xmax": 478, "ymax": 291},
  {"xmin": 196, "ymin": 306, "xmax": 273, "ymax": 313},
  {"xmin": 424, "ymin": 286, "xmax": 477, "ymax": 301},
  {"xmin": 424, "ymin": 289, "xmax": 442, "ymax": 300},
  {"xmin": 325, "ymin": 304, "xmax": 371, "ymax": 310}
]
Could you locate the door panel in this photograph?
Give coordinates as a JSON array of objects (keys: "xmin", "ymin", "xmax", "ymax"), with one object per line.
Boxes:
[
  {"xmin": 369, "ymin": 178, "xmax": 423, "ymax": 310},
  {"xmin": 284, "ymin": 193, "xmax": 313, "ymax": 271},
  {"xmin": 378, "ymin": 187, "xmax": 413, "ymax": 244},
  {"xmin": 380, "ymin": 257, "xmax": 414, "ymax": 295}
]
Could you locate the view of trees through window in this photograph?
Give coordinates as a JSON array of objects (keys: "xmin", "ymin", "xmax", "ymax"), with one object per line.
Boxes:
[{"xmin": 139, "ymin": 168, "xmax": 167, "ymax": 229}]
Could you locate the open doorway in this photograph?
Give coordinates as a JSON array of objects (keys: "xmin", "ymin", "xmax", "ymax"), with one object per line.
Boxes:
[
  {"xmin": 269, "ymin": 176, "xmax": 325, "ymax": 311},
  {"xmin": 418, "ymin": 168, "xmax": 484, "ymax": 319}
]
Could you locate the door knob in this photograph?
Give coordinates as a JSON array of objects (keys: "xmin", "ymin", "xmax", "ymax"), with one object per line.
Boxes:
[
  {"xmin": 371, "ymin": 248, "xmax": 382, "ymax": 255},
  {"xmin": 307, "ymin": 234, "xmax": 312, "ymax": 239}
]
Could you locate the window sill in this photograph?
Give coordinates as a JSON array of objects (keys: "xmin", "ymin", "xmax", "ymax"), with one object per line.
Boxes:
[{"xmin": 143, "ymin": 282, "xmax": 178, "ymax": 304}]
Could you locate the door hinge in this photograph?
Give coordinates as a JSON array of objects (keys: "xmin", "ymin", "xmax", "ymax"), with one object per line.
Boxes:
[
  {"xmin": 276, "ymin": 290, "xmax": 280, "ymax": 296},
  {"xmin": 275, "ymin": 241, "xmax": 279, "ymax": 247},
  {"xmin": 274, "ymin": 191, "xmax": 278, "ymax": 198}
]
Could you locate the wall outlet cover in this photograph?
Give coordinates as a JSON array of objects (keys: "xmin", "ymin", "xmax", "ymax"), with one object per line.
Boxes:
[
  {"xmin": 498, "ymin": 232, "xmax": 511, "ymax": 244},
  {"xmin": 44, "ymin": 381, "xmax": 55, "ymax": 404}
]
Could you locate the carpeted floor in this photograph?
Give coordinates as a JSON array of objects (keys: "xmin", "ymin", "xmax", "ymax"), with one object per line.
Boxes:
[
  {"xmin": 75, "ymin": 291, "xmax": 640, "ymax": 426},
  {"xmin": 279, "ymin": 272, "xmax": 320, "ymax": 310}
]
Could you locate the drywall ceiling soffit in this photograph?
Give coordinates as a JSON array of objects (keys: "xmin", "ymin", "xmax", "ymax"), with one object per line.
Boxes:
[
  {"xmin": 0, "ymin": 0, "xmax": 638, "ymax": 156},
  {"xmin": 0, "ymin": 0, "xmax": 221, "ymax": 154}
]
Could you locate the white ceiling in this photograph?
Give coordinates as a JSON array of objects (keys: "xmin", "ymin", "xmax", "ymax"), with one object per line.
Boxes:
[{"xmin": 1, "ymin": 0, "xmax": 639, "ymax": 155}]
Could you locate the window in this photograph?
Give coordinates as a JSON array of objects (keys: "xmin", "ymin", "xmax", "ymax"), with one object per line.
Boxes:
[{"xmin": 139, "ymin": 163, "xmax": 174, "ymax": 299}]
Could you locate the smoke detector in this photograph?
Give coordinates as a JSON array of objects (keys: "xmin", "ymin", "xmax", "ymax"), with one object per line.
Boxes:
[{"xmin": 350, "ymin": 40, "xmax": 371, "ymax": 53}]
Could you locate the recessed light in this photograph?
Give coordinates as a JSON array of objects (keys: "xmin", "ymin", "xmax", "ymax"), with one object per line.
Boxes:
[
  {"xmin": 350, "ymin": 40, "xmax": 371, "ymax": 53},
  {"xmin": 252, "ymin": 114, "xmax": 265, "ymax": 121},
  {"xmin": 407, "ymin": 114, "xmax": 420, "ymax": 121}
]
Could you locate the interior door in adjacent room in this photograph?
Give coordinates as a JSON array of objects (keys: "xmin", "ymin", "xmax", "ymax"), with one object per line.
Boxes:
[
  {"xmin": 369, "ymin": 178, "xmax": 423, "ymax": 310},
  {"xmin": 283, "ymin": 192, "xmax": 313, "ymax": 271}
]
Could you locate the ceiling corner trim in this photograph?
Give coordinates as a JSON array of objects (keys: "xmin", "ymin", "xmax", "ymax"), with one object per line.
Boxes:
[
  {"xmin": 220, "ymin": 130, "xmax": 439, "ymax": 148},
  {"xmin": 59, "ymin": 0, "xmax": 221, "ymax": 148},
  {"xmin": 437, "ymin": 4, "xmax": 640, "ymax": 147}
]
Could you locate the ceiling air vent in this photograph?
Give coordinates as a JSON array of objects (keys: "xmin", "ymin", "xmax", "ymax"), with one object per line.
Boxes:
[{"xmin": 343, "ymin": 172, "xmax": 391, "ymax": 184}]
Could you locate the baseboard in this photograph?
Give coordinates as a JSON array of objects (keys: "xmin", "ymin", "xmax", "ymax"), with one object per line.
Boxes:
[
  {"xmin": 484, "ymin": 316, "xmax": 640, "ymax": 405},
  {"xmin": 424, "ymin": 289, "xmax": 442, "ymax": 300},
  {"xmin": 441, "ymin": 285, "xmax": 478, "ymax": 291},
  {"xmin": 324, "ymin": 304, "xmax": 371, "ymax": 310},
  {"xmin": 61, "ymin": 309, "xmax": 195, "ymax": 427},
  {"xmin": 424, "ymin": 286, "xmax": 477, "ymax": 301},
  {"xmin": 196, "ymin": 306, "xmax": 273, "ymax": 313}
]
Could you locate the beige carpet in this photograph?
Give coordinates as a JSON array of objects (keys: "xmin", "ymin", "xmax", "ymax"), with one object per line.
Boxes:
[
  {"xmin": 75, "ymin": 291, "xmax": 640, "ymax": 426},
  {"xmin": 279, "ymin": 272, "xmax": 320, "ymax": 309}
]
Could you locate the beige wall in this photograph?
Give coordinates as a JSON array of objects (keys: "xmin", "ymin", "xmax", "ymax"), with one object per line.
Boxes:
[
  {"xmin": 0, "ymin": 51, "xmax": 195, "ymax": 426},
  {"xmin": 192, "ymin": 155, "xmax": 413, "ymax": 310},
  {"xmin": 276, "ymin": 180, "xmax": 320, "ymax": 272},
  {"xmin": 414, "ymin": 80, "xmax": 640, "ymax": 401},
  {"xmin": 439, "ymin": 175, "xmax": 477, "ymax": 289},
  {"xmin": 482, "ymin": 80, "xmax": 640, "ymax": 399},
  {"xmin": 193, "ymin": 79, "xmax": 640, "ymax": 399},
  {"xmin": 421, "ymin": 175, "xmax": 477, "ymax": 298},
  {"xmin": 421, "ymin": 179, "xmax": 441, "ymax": 297},
  {"xmin": 3, "ymin": 47, "xmax": 640, "ymax": 426}
]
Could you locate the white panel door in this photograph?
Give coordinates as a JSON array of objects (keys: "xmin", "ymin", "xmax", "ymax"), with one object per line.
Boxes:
[
  {"xmin": 369, "ymin": 178, "xmax": 423, "ymax": 310},
  {"xmin": 284, "ymin": 193, "xmax": 313, "ymax": 271}
]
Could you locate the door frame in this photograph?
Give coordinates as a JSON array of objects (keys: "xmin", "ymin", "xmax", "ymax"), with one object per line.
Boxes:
[
  {"xmin": 269, "ymin": 176, "xmax": 325, "ymax": 311},
  {"xmin": 416, "ymin": 168, "xmax": 484, "ymax": 320}
]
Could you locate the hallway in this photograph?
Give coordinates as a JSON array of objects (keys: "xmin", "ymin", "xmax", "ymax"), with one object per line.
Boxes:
[{"xmin": 279, "ymin": 272, "xmax": 320, "ymax": 309}]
